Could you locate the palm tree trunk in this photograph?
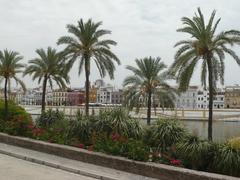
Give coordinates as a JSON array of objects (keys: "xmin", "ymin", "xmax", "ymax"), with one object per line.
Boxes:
[
  {"xmin": 147, "ymin": 91, "xmax": 152, "ymax": 125},
  {"xmin": 4, "ymin": 77, "xmax": 8, "ymax": 119},
  {"xmin": 85, "ymin": 57, "xmax": 90, "ymax": 116},
  {"xmin": 41, "ymin": 76, "xmax": 47, "ymax": 113},
  {"xmin": 207, "ymin": 56, "xmax": 213, "ymax": 141}
]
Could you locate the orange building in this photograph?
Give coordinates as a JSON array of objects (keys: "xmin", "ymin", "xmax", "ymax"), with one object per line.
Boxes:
[{"xmin": 89, "ymin": 86, "xmax": 97, "ymax": 103}]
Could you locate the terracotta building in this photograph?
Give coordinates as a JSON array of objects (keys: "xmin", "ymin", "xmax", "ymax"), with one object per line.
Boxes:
[{"xmin": 67, "ymin": 90, "xmax": 85, "ymax": 106}]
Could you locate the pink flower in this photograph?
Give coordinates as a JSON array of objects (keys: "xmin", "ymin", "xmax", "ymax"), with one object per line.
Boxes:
[
  {"xmin": 78, "ymin": 143, "xmax": 84, "ymax": 149},
  {"xmin": 170, "ymin": 159, "xmax": 181, "ymax": 166}
]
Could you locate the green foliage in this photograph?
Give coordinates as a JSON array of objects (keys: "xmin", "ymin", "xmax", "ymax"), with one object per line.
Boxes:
[
  {"xmin": 228, "ymin": 137, "xmax": 240, "ymax": 151},
  {"xmin": 67, "ymin": 110, "xmax": 95, "ymax": 144},
  {"xmin": 57, "ymin": 19, "xmax": 120, "ymax": 79},
  {"xmin": 0, "ymin": 100, "xmax": 31, "ymax": 122},
  {"xmin": 171, "ymin": 8, "xmax": 240, "ymax": 91},
  {"xmin": 94, "ymin": 133, "xmax": 128, "ymax": 156},
  {"xmin": 211, "ymin": 143, "xmax": 240, "ymax": 177},
  {"xmin": 0, "ymin": 50, "xmax": 26, "ymax": 116},
  {"xmin": 0, "ymin": 100, "xmax": 33, "ymax": 137},
  {"xmin": 176, "ymin": 135, "xmax": 214, "ymax": 170},
  {"xmin": 3, "ymin": 115, "xmax": 33, "ymax": 137},
  {"xmin": 150, "ymin": 118, "xmax": 186, "ymax": 151},
  {"xmin": 123, "ymin": 57, "xmax": 176, "ymax": 125},
  {"xmin": 36, "ymin": 109, "xmax": 65, "ymax": 129},
  {"xmin": 95, "ymin": 108, "xmax": 143, "ymax": 139},
  {"xmin": 33, "ymin": 109, "xmax": 70, "ymax": 144},
  {"xmin": 23, "ymin": 47, "xmax": 70, "ymax": 112},
  {"xmin": 94, "ymin": 133, "xmax": 149, "ymax": 161},
  {"xmin": 126, "ymin": 139, "xmax": 149, "ymax": 161}
]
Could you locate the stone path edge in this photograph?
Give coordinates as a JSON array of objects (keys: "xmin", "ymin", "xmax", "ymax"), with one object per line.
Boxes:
[
  {"xmin": 0, "ymin": 132, "xmax": 238, "ymax": 180},
  {"xmin": 0, "ymin": 148, "xmax": 115, "ymax": 180}
]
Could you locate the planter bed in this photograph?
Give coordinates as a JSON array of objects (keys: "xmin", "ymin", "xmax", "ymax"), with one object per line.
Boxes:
[{"xmin": 0, "ymin": 133, "xmax": 237, "ymax": 180}]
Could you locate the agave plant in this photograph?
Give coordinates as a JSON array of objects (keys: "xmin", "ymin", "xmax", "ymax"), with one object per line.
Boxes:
[
  {"xmin": 211, "ymin": 139, "xmax": 240, "ymax": 177},
  {"xmin": 36, "ymin": 109, "xmax": 65, "ymax": 128},
  {"xmin": 67, "ymin": 110, "xmax": 95, "ymax": 144},
  {"xmin": 150, "ymin": 118, "xmax": 186, "ymax": 151},
  {"xmin": 176, "ymin": 135, "xmax": 214, "ymax": 170},
  {"xmin": 95, "ymin": 108, "xmax": 143, "ymax": 138}
]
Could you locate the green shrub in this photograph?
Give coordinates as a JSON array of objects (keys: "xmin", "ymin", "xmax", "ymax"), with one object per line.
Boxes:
[
  {"xmin": 176, "ymin": 135, "xmax": 214, "ymax": 170},
  {"xmin": 36, "ymin": 109, "xmax": 65, "ymax": 128},
  {"xmin": 95, "ymin": 108, "xmax": 143, "ymax": 138},
  {"xmin": 0, "ymin": 100, "xmax": 32, "ymax": 122},
  {"xmin": 0, "ymin": 100, "xmax": 33, "ymax": 137},
  {"xmin": 211, "ymin": 143, "xmax": 240, "ymax": 177},
  {"xmin": 3, "ymin": 115, "xmax": 33, "ymax": 137},
  {"xmin": 94, "ymin": 133, "xmax": 149, "ymax": 161},
  {"xmin": 126, "ymin": 139, "xmax": 149, "ymax": 161},
  {"xmin": 67, "ymin": 111, "xmax": 95, "ymax": 145},
  {"xmin": 94, "ymin": 133, "xmax": 128, "ymax": 156},
  {"xmin": 150, "ymin": 118, "xmax": 186, "ymax": 151}
]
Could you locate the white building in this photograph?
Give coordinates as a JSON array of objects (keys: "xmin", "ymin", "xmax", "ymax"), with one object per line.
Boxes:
[
  {"xmin": 197, "ymin": 89, "xmax": 225, "ymax": 109},
  {"xmin": 21, "ymin": 87, "xmax": 53, "ymax": 105},
  {"xmin": 97, "ymin": 85, "xmax": 114, "ymax": 104},
  {"xmin": 175, "ymin": 86, "xmax": 198, "ymax": 109},
  {"xmin": 96, "ymin": 80, "xmax": 123, "ymax": 105}
]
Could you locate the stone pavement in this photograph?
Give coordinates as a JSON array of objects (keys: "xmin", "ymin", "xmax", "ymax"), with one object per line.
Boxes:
[
  {"xmin": 0, "ymin": 142, "xmax": 157, "ymax": 180},
  {"xmin": 0, "ymin": 154, "xmax": 96, "ymax": 180}
]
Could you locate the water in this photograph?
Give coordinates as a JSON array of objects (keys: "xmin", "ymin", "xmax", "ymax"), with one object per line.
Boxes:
[{"xmin": 181, "ymin": 120, "xmax": 240, "ymax": 142}]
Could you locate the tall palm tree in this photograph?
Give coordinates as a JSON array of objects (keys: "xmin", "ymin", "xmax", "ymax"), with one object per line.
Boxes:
[
  {"xmin": 170, "ymin": 8, "xmax": 240, "ymax": 141},
  {"xmin": 24, "ymin": 47, "xmax": 70, "ymax": 112},
  {"xmin": 0, "ymin": 50, "xmax": 26, "ymax": 118},
  {"xmin": 123, "ymin": 57, "xmax": 176, "ymax": 125},
  {"xmin": 57, "ymin": 19, "xmax": 120, "ymax": 116}
]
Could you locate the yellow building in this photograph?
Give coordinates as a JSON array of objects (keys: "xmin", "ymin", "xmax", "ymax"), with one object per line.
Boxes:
[
  {"xmin": 89, "ymin": 86, "xmax": 97, "ymax": 103},
  {"xmin": 225, "ymin": 86, "xmax": 240, "ymax": 108}
]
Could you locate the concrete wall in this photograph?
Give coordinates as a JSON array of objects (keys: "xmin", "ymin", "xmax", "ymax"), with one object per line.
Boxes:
[{"xmin": 0, "ymin": 133, "xmax": 237, "ymax": 180}]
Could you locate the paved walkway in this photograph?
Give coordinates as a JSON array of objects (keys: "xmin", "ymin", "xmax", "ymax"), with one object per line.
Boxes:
[
  {"xmin": 0, "ymin": 143, "xmax": 156, "ymax": 180},
  {"xmin": 0, "ymin": 154, "xmax": 96, "ymax": 180}
]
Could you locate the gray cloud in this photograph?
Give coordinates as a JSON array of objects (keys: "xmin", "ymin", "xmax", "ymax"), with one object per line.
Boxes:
[{"xmin": 0, "ymin": 0, "xmax": 240, "ymax": 88}]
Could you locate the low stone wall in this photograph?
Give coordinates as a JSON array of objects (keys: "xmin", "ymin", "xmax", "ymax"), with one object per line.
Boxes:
[{"xmin": 0, "ymin": 133, "xmax": 237, "ymax": 180}]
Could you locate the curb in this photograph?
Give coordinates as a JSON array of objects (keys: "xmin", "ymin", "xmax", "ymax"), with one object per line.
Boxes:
[{"xmin": 0, "ymin": 149, "xmax": 116, "ymax": 180}]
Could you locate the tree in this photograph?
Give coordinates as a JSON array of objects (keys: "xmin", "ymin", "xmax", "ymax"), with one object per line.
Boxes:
[
  {"xmin": 170, "ymin": 8, "xmax": 240, "ymax": 141},
  {"xmin": 0, "ymin": 50, "xmax": 26, "ymax": 118},
  {"xmin": 24, "ymin": 47, "xmax": 69, "ymax": 112},
  {"xmin": 123, "ymin": 57, "xmax": 176, "ymax": 125},
  {"xmin": 57, "ymin": 19, "xmax": 120, "ymax": 116}
]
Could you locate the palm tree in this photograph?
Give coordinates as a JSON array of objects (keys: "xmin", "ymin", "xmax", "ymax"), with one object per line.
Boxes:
[
  {"xmin": 57, "ymin": 19, "xmax": 120, "ymax": 116},
  {"xmin": 170, "ymin": 8, "xmax": 240, "ymax": 141},
  {"xmin": 0, "ymin": 50, "xmax": 26, "ymax": 118},
  {"xmin": 24, "ymin": 47, "xmax": 70, "ymax": 112},
  {"xmin": 123, "ymin": 57, "xmax": 176, "ymax": 125}
]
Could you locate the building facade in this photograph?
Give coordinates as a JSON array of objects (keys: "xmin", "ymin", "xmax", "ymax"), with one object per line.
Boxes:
[
  {"xmin": 175, "ymin": 86, "xmax": 198, "ymax": 109},
  {"xmin": 111, "ymin": 89, "xmax": 123, "ymax": 104},
  {"xmin": 67, "ymin": 90, "xmax": 85, "ymax": 106},
  {"xmin": 197, "ymin": 89, "xmax": 225, "ymax": 109},
  {"xmin": 224, "ymin": 85, "xmax": 240, "ymax": 108},
  {"xmin": 52, "ymin": 90, "xmax": 67, "ymax": 106}
]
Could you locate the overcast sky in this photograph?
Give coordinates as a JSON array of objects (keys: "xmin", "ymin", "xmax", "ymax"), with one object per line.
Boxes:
[{"xmin": 0, "ymin": 0, "xmax": 240, "ymax": 89}]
